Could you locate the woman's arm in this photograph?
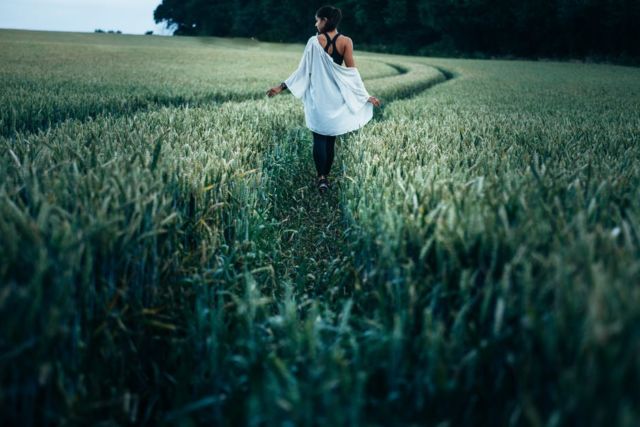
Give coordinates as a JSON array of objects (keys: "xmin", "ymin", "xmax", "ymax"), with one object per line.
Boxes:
[
  {"xmin": 266, "ymin": 82, "xmax": 287, "ymax": 97},
  {"xmin": 343, "ymin": 38, "xmax": 356, "ymax": 68},
  {"xmin": 343, "ymin": 38, "xmax": 381, "ymax": 107},
  {"xmin": 266, "ymin": 38, "xmax": 312, "ymax": 98}
]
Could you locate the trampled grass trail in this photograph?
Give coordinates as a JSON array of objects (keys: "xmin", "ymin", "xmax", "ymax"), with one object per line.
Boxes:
[
  {"xmin": 261, "ymin": 128, "xmax": 355, "ymax": 296},
  {"xmin": 255, "ymin": 63, "xmax": 451, "ymax": 306}
]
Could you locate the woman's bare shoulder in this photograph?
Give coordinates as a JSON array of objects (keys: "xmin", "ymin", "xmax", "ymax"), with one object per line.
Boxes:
[{"xmin": 338, "ymin": 35, "xmax": 353, "ymax": 48}]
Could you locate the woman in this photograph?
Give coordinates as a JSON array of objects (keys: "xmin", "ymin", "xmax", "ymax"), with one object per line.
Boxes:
[{"xmin": 266, "ymin": 5, "xmax": 381, "ymax": 194}]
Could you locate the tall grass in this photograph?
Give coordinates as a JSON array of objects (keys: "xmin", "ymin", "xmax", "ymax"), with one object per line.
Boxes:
[
  {"xmin": 0, "ymin": 98, "xmax": 302, "ymax": 424},
  {"xmin": 0, "ymin": 29, "xmax": 398, "ymax": 137},
  {"xmin": 339, "ymin": 59, "xmax": 640, "ymax": 425},
  {"xmin": 1, "ymin": 30, "xmax": 639, "ymax": 426}
]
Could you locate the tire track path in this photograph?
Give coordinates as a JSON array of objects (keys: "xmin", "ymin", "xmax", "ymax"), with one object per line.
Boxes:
[{"xmin": 257, "ymin": 62, "xmax": 454, "ymax": 302}]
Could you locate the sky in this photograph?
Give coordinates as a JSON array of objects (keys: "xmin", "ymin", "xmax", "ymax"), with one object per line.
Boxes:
[{"xmin": 0, "ymin": 0, "xmax": 174, "ymax": 35}]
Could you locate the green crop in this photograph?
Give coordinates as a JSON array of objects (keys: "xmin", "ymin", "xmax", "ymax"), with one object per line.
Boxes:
[{"xmin": 1, "ymin": 29, "xmax": 639, "ymax": 426}]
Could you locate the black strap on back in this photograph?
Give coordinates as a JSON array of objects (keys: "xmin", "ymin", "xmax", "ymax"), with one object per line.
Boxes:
[{"xmin": 322, "ymin": 32, "xmax": 341, "ymax": 55}]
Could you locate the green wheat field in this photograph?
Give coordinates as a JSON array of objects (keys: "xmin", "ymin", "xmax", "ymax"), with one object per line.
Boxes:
[{"xmin": 1, "ymin": 29, "xmax": 639, "ymax": 426}]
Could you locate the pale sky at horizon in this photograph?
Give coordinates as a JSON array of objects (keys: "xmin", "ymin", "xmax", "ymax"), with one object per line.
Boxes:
[{"xmin": 0, "ymin": 0, "xmax": 175, "ymax": 35}]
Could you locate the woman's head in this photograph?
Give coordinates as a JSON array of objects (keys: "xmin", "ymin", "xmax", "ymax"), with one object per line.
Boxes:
[{"xmin": 315, "ymin": 5, "xmax": 342, "ymax": 33}]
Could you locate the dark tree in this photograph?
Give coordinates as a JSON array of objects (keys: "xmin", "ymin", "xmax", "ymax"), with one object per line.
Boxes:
[{"xmin": 153, "ymin": 0, "xmax": 640, "ymax": 61}]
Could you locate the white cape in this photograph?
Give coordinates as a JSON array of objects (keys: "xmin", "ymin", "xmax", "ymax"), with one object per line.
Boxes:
[{"xmin": 284, "ymin": 35, "xmax": 373, "ymax": 136}]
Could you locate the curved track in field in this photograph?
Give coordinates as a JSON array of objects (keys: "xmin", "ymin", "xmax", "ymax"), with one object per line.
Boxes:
[{"xmin": 254, "ymin": 60, "xmax": 454, "ymax": 298}]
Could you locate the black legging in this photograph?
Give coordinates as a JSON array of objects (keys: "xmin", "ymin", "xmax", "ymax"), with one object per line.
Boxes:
[{"xmin": 312, "ymin": 131, "xmax": 336, "ymax": 177}]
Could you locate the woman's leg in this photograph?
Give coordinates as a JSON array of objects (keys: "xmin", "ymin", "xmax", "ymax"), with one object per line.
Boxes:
[
  {"xmin": 325, "ymin": 135, "xmax": 336, "ymax": 175},
  {"xmin": 312, "ymin": 131, "xmax": 329, "ymax": 177}
]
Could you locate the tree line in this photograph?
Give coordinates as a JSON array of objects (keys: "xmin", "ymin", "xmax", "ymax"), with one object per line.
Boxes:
[{"xmin": 153, "ymin": 0, "xmax": 640, "ymax": 61}]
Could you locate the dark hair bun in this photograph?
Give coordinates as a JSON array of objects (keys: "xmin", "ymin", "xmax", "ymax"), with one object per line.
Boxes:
[{"xmin": 316, "ymin": 5, "xmax": 343, "ymax": 31}]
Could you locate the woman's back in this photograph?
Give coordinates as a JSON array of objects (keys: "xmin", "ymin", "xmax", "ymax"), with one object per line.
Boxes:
[
  {"xmin": 281, "ymin": 35, "xmax": 373, "ymax": 136},
  {"xmin": 318, "ymin": 32, "xmax": 345, "ymax": 65},
  {"xmin": 317, "ymin": 32, "xmax": 355, "ymax": 67}
]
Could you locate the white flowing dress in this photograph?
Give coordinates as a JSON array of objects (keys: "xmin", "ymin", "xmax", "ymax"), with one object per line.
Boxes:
[{"xmin": 284, "ymin": 35, "xmax": 374, "ymax": 136}]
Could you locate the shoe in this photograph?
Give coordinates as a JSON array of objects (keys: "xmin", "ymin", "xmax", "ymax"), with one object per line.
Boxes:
[{"xmin": 318, "ymin": 176, "xmax": 329, "ymax": 193}]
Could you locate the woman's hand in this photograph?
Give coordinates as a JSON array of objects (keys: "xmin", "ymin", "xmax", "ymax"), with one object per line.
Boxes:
[
  {"xmin": 266, "ymin": 85, "xmax": 283, "ymax": 97},
  {"xmin": 368, "ymin": 96, "xmax": 381, "ymax": 107}
]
